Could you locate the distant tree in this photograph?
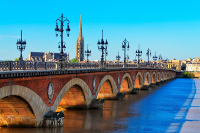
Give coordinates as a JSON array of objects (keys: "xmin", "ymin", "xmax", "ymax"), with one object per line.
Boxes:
[
  {"xmin": 70, "ymin": 58, "xmax": 79, "ymax": 63},
  {"xmin": 5, "ymin": 59, "xmax": 12, "ymax": 61},
  {"xmin": 182, "ymin": 72, "xmax": 195, "ymax": 78},
  {"xmin": 14, "ymin": 58, "xmax": 20, "ymax": 61}
]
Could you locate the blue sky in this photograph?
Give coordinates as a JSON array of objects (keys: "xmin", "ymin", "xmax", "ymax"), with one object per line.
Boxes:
[{"xmin": 0, "ymin": 0, "xmax": 200, "ymax": 61}]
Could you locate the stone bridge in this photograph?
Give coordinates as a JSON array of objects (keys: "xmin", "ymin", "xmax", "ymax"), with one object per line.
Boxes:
[{"xmin": 0, "ymin": 67, "xmax": 176, "ymax": 127}]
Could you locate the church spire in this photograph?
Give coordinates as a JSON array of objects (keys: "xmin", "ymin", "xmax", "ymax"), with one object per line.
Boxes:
[{"xmin": 79, "ymin": 14, "xmax": 82, "ymax": 38}]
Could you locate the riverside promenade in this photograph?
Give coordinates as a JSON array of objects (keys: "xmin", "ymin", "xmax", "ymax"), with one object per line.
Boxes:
[{"xmin": 167, "ymin": 79, "xmax": 200, "ymax": 133}]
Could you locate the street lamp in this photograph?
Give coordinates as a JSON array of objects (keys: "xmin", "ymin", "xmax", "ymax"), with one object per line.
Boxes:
[
  {"xmin": 97, "ymin": 30, "xmax": 108, "ymax": 68},
  {"xmin": 159, "ymin": 54, "xmax": 162, "ymax": 61},
  {"xmin": 146, "ymin": 48, "xmax": 151, "ymax": 65},
  {"xmin": 136, "ymin": 44, "xmax": 142, "ymax": 65},
  {"xmin": 55, "ymin": 13, "xmax": 70, "ymax": 62},
  {"xmin": 16, "ymin": 30, "xmax": 26, "ymax": 61},
  {"xmin": 133, "ymin": 56, "xmax": 137, "ymax": 61},
  {"xmin": 153, "ymin": 52, "xmax": 158, "ymax": 61},
  {"xmin": 159, "ymin": 54, "xmax": 162, "ymax": 67},
  {"xmin": 122, "ymin": 38, "xmax": 129, "ymax": 67},
  {"xmin": 116, "ymin": 51, "xmax": 121, "ymax": 64},
  {"xmin": 105, "ymin": 49, "xmax": 108, "ymax": 65},
  {"xmin": 85, "ymin": 44, "xmax": 91, "ymax": 63}
]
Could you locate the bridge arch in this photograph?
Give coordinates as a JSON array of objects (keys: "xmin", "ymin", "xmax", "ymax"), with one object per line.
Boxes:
[
  {"xmin": 151, "ymin": 72, "xmax": 156, "ymax": 84},
  {"xmin": 120, "ymin": 73, "xmax": 133, "ymax": 93},
  {"xmin": 172, "ymin": 73, "xmax": 174, "ymax": 78},
  {"xmin": 52, "ymin": 78, "xmax": 92, "ymax": 111},
  {"xmin": 167, "ymin": 72, "xmax": 170, "ymax": 79},
  {"xmin": 134, "ymin": 72, "xmax": 143, "ymax": 89},
  {"xmin": 165, "ymin": 72, "xmax": 167, "ymax": 80},
  {"xmin": 144, "ymin": 72, "xmax": 151, "ymax": 86},
  {"xmin": 157, "ymin": 72, "xmax": 161, "ymax": 82},
  {"xmin": 0, "ymin": 85, "xmax": 46, "ymax": 127},
  {"xmin": 96, "ymin": 75, "xmax": 118, "ymax": 99},
  {"xmin": 161, "ymin": 72, "xmax": 164, "ymax": 81}
]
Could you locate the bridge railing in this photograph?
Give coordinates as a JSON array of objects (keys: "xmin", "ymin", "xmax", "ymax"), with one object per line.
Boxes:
[
  {"xmin": 0, "ymin": 61, "xmax": 57, "ymax": 71},
  {"xmin": 0, "ymin": 61, "xmax": 171, "ymax": 71},
  {"xmin": 67, "ymin": 63, "xmax": 99, "ymax": 69}
]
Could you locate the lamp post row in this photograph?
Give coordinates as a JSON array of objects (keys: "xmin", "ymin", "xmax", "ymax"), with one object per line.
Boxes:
[{"xmin": 15, "ymin": 13, "xmax": 165, "ymax": 68}]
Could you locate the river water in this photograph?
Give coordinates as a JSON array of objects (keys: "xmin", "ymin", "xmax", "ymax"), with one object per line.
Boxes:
[{"xmin": 1, "ymin": 78, "xmax": 200, "ymax": 133}]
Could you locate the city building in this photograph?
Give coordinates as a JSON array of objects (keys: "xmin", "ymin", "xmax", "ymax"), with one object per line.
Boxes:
[
  {"xmin": 167, "ymin": 59, "xmax": 181, "ymax": 71},
  {"xmin": 75, "ymin": 15, "xmax": 84, "ymax": 62},
  {"xmin": 27, "ymin": 52, "xmax": 69, "ymax": 62},
  {"xmin": 186, "ymin": 63, "xmax": 200, "ymax": 72}
]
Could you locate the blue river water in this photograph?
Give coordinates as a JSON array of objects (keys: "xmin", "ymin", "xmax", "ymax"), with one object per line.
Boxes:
[{"xmin": 1, "ymin": 78, "xmax": 198, "ymax": 133}]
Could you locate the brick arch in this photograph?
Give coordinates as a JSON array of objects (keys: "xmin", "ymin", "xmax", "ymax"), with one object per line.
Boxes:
[
  {"xmin": 134, "ymin": 72, "xmax": 143, "ymax": 89},
  {"xmin": 157, "ymin": 72, "xmax": 161, "ymax": 82},
  {"xmin": 161, "ymin": 72, "xmax": 165, "ymax": 81},
  {"xmin": 0, "ymin": 85, "xmax": 46, "ymax": 127},
  {"xmin": 165, "ymin": 72, "xmax": 167, "ymax": 80},
  {"xmin": 52, "ymin": 78, "xmax": 92, "ymax": 110},
  {"xmin": 174, "ymin": 73, "xmax": 176, "ymax": 78},
  {"xmin": 151, "ymin": 72, "xmax": 156, "ymax": 84},
  {"xmin": 119, "ymin": 73, "xmax": 133, "ymax": 93},
  {"xmin": 167, "ymin": 72, "xmax": 170, "ymax": 79},
  {"xmin": 144, "ymin": 72, "xmax": 151, "ymax": 85},
  {"xmin": 172, "ymin": 73, "xmax": 174, "ymax": 78},
  {"xmin": 96, "ymin": 75, "xmax": 118, "ymax": 99}
]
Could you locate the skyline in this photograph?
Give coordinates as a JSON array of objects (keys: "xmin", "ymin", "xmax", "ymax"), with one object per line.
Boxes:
[{"xmin": 1, "ymin": 0, "xmax": 200, "ymax": 61}]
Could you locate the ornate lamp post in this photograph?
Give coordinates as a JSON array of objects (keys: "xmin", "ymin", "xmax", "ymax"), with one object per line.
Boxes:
[
  {"xmin": 153, "ymin": 52, "xmax": 158, "ymax": 61},
  {"xmin": 146, "ymin": 48, "xmax": 151, "ymax": 65},
  {"xmin": 55, "ymin": 13, "xmax": 70, "ymax": 62},
  {"xmin": 136, "ymin": 44, "xmax": 142, "ymax": 65},
  {"xmin": 97, "ymin": 30, "xmax": 108, "ymax": 68},
  {"xmin": 122, "ymin": 38, "xmax": 129, "ymax": 67},
  {"xmin": 85, "ymin": 44, "xmax": 91, "ymax": 63},
  {"xmin": 16, "ymin": 30, "xmax": 26, "ymax": 61},
  {"xmin": 133, "ymin": 56, "xmax": 137, "ymax": 61},
  {"xmin": 159, "ymin": 54, "xmax": 162, "ymax": 61},
  {"xmin": 159, "ymin": 54, "xmax": 162, "ymax": 67},
  {"xmin": 105, "ymin": 50, "xmax": 108, "ymax": 65},
  {"xmin": 116, "ymin": 51, "xmax": 121, "ymax": 64}
]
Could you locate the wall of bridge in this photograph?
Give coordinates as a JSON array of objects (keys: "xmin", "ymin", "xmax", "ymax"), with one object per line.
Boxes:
[{"xmin": 0, "ymin": 69, "xmax": 176, "ymax": 127}]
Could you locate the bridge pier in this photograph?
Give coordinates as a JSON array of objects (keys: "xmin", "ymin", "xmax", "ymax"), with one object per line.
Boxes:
[
  {"xmin": 40, "ymin": 111, "xmax": 64, "ymax": 127},
  {"xmin": 155, "ymin": 82, "xmax": 161, "ymax": 85},
  {"xmin": 89, "ymin": 99, "xmax": 104, "ymax": 109},
  {"xmin": 150, "ymin": 83, "xmax": 156, "ymax": 87},
  {"xmin": 129, "ymin": 88, "xmax": 139, "ymax": 94},
  {"xmin": 141, "ymin": 85, "xmax": 150, "ymax": 90}
]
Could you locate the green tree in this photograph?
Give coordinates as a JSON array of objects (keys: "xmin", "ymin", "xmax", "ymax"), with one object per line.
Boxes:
[
  {"xmin": 182, "ymin": 72, "xmax": 195, "ymax": 78},
  {"xmin": 5, "ymin": 59, "xmax": 12, "ymax": 62},
  {"xmin": 70, "ymin": 58, "xmax": 79, "ymax": 63},
  {"xmin": 14, "ymin": 58, "xmax": 20, "ymax": 61}
]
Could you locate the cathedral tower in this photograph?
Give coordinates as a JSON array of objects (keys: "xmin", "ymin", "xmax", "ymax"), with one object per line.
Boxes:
[{"xmin": 75, "ymin": 14, "xmax": 84, "ymax": 62}]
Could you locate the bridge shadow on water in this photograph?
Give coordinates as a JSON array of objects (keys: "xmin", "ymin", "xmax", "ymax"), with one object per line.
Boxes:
[{"xmin": 1, "ymin": 78, "xmax": 195, "ymax": 133}]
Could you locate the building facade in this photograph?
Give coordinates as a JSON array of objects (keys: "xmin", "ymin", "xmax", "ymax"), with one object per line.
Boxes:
[
  {"xmin": 75, "ymin": 15, "xmax": 84, "ymax": 62},
  {"xmin": 186, "ymin": 63, "xmax": 200, "ymax": 72},
  {"xmin": 27, "ymin": 52, "xmax": 69, "ymax": 62}
]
